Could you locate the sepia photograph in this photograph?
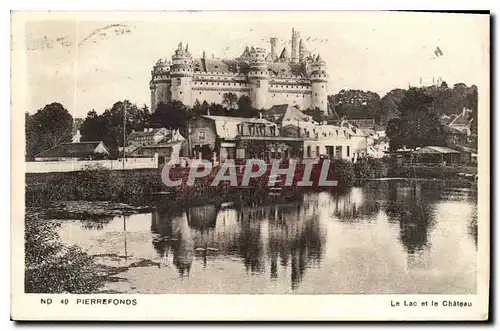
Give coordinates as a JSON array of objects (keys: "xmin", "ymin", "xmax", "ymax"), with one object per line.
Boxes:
[{"xmin": 10, "ymin": 10, "xmax": 490, "ymax": 321}]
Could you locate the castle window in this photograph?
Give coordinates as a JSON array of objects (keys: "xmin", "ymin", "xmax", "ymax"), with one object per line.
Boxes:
[
  {"xmin": 199, "ymin": 92, "xmax": 202, "ymax": 94},
  {"xmin": 180, "ymin": 91, "xmax": 183, "ymax": 94},
  {"xmin": 322, "ymin": 85, "xmax": 324, "ymax": 88},
  {"xmin": 315, "ymin": 93, "xmax": 318, "ymax": 96}
]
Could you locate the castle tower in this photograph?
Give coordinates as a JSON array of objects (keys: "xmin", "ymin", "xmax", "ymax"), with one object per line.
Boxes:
[
  {"xmin": 291, "ymin": 28, "xmax": 300, "ymax": 63},
  {"xmin": 170, "ymin": 41, "xmax": 193, "ymax": 107},
  {"xmin": 248, "ymin": 47, "xmax": 269, "ymax": 110},
  {"xmin": 310, "ymin": 54, "xmax": 328, "ymax": 113},
  {"xmin": 270, "ymin": 37, "xmax": 278, "ymax": 61},
  {"xmin": 150, "ymin": 58, "xmax": 172, "ymax": 112}
]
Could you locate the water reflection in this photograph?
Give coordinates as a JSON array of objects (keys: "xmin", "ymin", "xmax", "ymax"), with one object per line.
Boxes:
[
  {"xmin": 385, "ymin": 181, "xmax": 436, "ymax": 255},
  {"xmin": 56, "ymin": 180, "xmax": 478, "ymax": 293},
  {"xmin": 151, "ymin": 197, "xmax": 327, "ymax": 289}
]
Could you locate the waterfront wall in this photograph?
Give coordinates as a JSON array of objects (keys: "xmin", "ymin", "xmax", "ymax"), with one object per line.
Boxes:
[{"xmin": 26, "ymin": 156, "xmax": 159, "ymax": 173}]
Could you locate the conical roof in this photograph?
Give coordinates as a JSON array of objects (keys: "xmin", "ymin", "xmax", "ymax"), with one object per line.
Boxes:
[
  {"xmin": 315, "ymin": 53, "xmax": 325, "ymax": 64},
  {"xmin": 279, "ymin": 47, "xmax": 289, "ymax": 60}
]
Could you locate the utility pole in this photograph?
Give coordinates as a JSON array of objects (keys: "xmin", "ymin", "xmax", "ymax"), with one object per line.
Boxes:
[{"xmin": 122, "ymin": 107, "xmax": 126, "ymax": 170}]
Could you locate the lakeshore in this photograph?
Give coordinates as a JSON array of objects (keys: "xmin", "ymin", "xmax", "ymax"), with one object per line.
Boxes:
[{"xmin": 25, "ymin": 161, "xmax": 477, "ymax": 206}]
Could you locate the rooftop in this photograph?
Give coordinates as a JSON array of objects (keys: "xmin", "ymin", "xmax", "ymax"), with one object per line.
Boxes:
[
  {"xmin": 413, "ymin": 146, "xmax": 460, "ymax": 154},
  {"xmin": 35, "ymin": 141, "xmax": 109, "ymax": 158}
]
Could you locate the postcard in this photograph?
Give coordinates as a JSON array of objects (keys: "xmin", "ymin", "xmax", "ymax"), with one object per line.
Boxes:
[{"xmin": 11, "ymin": 10, "xmax": 490, "ymax": 321}]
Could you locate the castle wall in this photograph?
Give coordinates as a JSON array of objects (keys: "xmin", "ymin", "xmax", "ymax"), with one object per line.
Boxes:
[
  {"xmin": 191, "ymin": 88, "xmax": 250, "ymax": 105},
  {"xmin": 268, "ymin": 91, "xmax": 312, "ymax": 109},
  {"xmin": 191, "ymin": 78, "xmax": 251, "ymax": 105}
]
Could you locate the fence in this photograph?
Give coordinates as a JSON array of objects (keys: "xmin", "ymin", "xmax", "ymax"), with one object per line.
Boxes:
[{"xmin": 26, "ymin": 156, "xmax": 159, "ymax": 173}]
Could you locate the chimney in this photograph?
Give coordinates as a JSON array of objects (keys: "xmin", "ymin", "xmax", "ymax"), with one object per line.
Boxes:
[{"xmin": 270, "ymin": 38, "xmax": 277, "ymax": 60}]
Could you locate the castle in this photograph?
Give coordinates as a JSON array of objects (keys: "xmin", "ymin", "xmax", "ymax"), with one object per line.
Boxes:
[{"xmin": 149, "ymin": 28, "xmax": 328, "ymax": 113}]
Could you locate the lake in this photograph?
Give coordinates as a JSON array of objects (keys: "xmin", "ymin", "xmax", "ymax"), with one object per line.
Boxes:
[{"xmin": 56, "ymin": 180, "xmax": 478, "ymax": 294}]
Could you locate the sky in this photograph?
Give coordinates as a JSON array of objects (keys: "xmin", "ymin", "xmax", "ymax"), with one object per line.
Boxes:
[{"xmin": 21, "ymin": 11, "xmax": 489, "ymax": 118}]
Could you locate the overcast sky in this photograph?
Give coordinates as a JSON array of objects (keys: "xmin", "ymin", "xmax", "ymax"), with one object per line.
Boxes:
[{"xmin": 22, "ymin": 11, "xmax": 489, "ymax": 118}]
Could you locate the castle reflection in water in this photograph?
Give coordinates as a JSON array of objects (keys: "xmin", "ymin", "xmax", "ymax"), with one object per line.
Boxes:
[{"xmin": 149, "ymin": 181, "xmax": 477, "ymax": 290}]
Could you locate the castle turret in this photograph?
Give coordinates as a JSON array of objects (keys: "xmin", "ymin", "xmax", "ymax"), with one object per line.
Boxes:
[
  {"xmin": 310, "ymin": 54, "xmax": 328, "ymax": 113},
  {"xmin": 150, "ymin": 58, "xmax": 172, "ymax": 112},
  {"xmin": 248, "ymin": 47, "xmax": 269, "ymax": 110},
  {"xmin": 170, "ymin": 41, "xmax": 193, "ymax": 107},
  {"xmin": 291, "ymin": 28, "xmax": 300, "ymax": 63}
]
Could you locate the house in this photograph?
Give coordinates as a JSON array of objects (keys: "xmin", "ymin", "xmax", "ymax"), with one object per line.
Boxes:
[
  {"xmin": 264, "ymin": 104, "xmax": 315, "ymax": 128},
  {"xmin": 127, "ymin": 130, "xmax": 187, "ymax": 165},
  {"xmin": 187, "ymin": 115, "xmax": 282, "ymax": 162},
  {"xmin": 342, "ymin": 110, "xmax": 376, "ymax": 130},
  {"xmin": 34, "ymin": 141, "xmax": 110, "ymax": 161},
  {"xmin": 447, "ymin": 108, "xmax": 473, "ymax": 135},
  {"xmin": 127, "ymin": 128, "xmax": 169, "ymax": 147},
  {"xmin": 412, "ymin": 146, "xmax": 461, "ymax": 164}
]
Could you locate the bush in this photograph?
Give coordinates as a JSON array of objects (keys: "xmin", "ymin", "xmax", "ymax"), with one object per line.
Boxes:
[
  {"xmin": 354, "ymin": 157, "xmax": 388, "ymax": 182},
  {"xmin": 25, "ymin": 212, "xmax": 103, "ymax": 293},
  {"xmin": 332, "ymin": 159, "xmax": 356, "ymax": 187}
]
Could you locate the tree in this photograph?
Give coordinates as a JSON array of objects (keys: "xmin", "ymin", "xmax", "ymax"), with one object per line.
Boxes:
[
  {"xmin": 237, "ymin": 95, "xmax": 258, "ymax": 118},
  {"xmin": 329, "ymin": 89, "xmax": 382, "ymax": 123},
  {"xmin": 80, "ymin": 100, "xmax": 150, "ymax": 156},
  {"xmin": 379, "ymin": 88, "xmax": 405, "ymax": 124},
  {"xmin": 25, "ymin": 113, "xmax": 38, "ymax": 161},
  {"xmin": 25, "ymin": 212, "xmax": 102, "ymax": 293},
  {"xmin": 222, "ymin": 92, "xmax": 238, "ymax": 110},
  {"xmin": 207, "ymin": 102, "xmax": 226, "ymax": 116},
  {"xmin": 303, "ymin": 107, "xmax": 327, "ymax": 123},
  {"xmin": 149, "ymin": 101, "xmax": 191, "ymax": 130},
  {"xmin": 386, "ymin": 88, "xmax": 447, "ymax": 151},
  {"xmin": 25, "ymin": 103, "xmax": 73, "ymax": 160},
  {"xmin": 465, "ymin": 85, "xmax": 478, "ymax": 135}
]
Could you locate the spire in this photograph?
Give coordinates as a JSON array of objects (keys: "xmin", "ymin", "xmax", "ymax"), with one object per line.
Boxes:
[
  {"xmin": 202, "ymin": 50, "xmax": 206, "ymax": 59},
  {"xmin": 185, "ymin": 43, "xmax": 189, "ymax": 52},
  {"xmin": 178, "ymin": 41, "xmax": 183, "ymax": 51}
]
